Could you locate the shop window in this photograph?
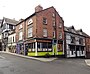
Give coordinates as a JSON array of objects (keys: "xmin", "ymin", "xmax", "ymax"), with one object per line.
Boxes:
[
  {"xmin": 81, "ymin": 47, "xmax": 84, "ymax": 54},
  {"xmin": 70, "ymin": 45, "xmax": 75, "ymax": 55},
  {"xmin": 58, "ymin": 44, "xmax": 63, "ymax": 51}
]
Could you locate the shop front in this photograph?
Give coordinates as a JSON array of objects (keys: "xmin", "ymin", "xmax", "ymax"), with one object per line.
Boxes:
[
  {"xmin": 16, "ymin": 41, "xmax": 24, "ymax": 55},
  {"xmin": 24, "ymin": 39, "xmax": 64, "ymax": 56}
]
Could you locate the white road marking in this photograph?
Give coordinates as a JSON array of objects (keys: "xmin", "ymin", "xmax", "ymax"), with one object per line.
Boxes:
[{"xmin": 0, "ymin": 56, "xmax": 5, "ymax": 59}]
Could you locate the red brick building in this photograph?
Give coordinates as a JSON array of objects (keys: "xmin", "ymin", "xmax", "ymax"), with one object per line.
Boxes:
[
  {"xmin": 16, "ymin": 5, "xmax": 64, "ymax": 56},
  {"xmin": 86, "ymin": 37, "xmax": 90, "ymax": 58}
]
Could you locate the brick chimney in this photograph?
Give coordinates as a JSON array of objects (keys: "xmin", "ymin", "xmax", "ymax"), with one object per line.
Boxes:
[{"xmin": 35, "ymin": 5, "xmax": 43, "ymax": 12}]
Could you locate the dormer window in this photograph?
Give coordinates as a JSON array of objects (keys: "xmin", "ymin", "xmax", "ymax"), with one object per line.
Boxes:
[
  {"xmin": 43, "ymin": 17, "xmax": 47, "ymax": 25},
  {"xmin": 28, "ymin": 19, "xmax": 33, "ymax": 25},
  {"xmin": 19, "ymin": 24, "xmax": 22, "ymax": 29}
]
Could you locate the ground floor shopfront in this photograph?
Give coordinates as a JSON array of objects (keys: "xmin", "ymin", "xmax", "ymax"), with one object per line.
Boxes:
[
  {"xmin": 16, "ymin": 39, "xmax": 64, "ymax": 56},
  {"xmin": 66, "ymin": 44, "xmax": 86, "ymax": 57},
  {"xmin": 8, "ymin": 43, "xmax": 16, "ymax": 53}
]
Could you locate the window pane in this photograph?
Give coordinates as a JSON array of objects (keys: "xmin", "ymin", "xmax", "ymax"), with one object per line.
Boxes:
[
  {"xmin": 43, "ymin": 29, "xmax": 47, "ymax": 37},
  {"xmin": 28, "ymin": 27, "xmax": 32, "ymax": 37}
]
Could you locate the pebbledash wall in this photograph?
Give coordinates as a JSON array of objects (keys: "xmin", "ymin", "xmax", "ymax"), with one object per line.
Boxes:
[{"xmin": 16, "ymin": 5, "xmax": 64, "ymax": 56}]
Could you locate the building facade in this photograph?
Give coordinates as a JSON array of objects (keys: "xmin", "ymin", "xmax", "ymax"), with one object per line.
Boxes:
[
  {"xmin": 16, "ymin": 5, "xmax": 64, "ymax": 56},
  {"xmin": 8, "ymin": 29, "xmax": 16, "ymax": 53},
  {"xmin": 86, "ymin": 37, "xmax": 90, "ymax": 58},
  {"xmin": 1, "ymin": 17, "xmax": 18, "ymax": 51},
  {"xmin": 64, "ymin": 26, "xmax": 86, "ymax": 57},
  {"xmin": 0, "ymin": 19, "xmax": 2, "ymax": 51}
]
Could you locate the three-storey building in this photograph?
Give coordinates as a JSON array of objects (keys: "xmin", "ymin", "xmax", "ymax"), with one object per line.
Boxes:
[{"xmin": 16, "ymin": 5, "xmax": 64, "ymax": 56}]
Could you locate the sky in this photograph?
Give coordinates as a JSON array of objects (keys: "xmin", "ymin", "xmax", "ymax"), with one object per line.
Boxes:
[{"xmin": 0, "ymin": 0, "xmax": 90, "ymax": 35}]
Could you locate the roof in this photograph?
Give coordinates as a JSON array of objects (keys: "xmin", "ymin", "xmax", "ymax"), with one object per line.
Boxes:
[
  {"xmin": 16, "ymin": 6, "xmax": 63, "ymax": 25},
  {"xmin": 3, "ymin": 17, "xmax": 19, "ymax": 25},
  {"xmin": 64, "ymin": 26, "xmax": 90, "ymax": 37}
]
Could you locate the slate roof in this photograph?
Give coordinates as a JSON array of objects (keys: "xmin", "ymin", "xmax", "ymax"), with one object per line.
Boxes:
[
  {"xmin": 64, "ymin": 26, "xmax": 90, "ymax": 37},
  {"xmin": 3, "ymin": 17, "xmax": 19, "ymax": 25}
]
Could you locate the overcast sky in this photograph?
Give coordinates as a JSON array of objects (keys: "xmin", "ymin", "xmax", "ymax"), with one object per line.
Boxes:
[{"xmin": 0, "ymin": 0, "xmax": 90, "ymax": 35}]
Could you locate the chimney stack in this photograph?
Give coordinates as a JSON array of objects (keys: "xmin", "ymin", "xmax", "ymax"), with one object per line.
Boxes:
[{"xmin": 35, "ymin": 5, "xmax": 43, "ymax": 12}]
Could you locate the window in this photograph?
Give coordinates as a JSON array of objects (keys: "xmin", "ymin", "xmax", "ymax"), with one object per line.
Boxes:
[
  {"xmin": 58, "ymin": 44, "xmax": 63, "ymax": 51},
  {"xmin": 71, "ymin": 36, "xmax": 75, "ymax": 43},
  {"xmin": 13, "ymin": 36, "xmax": 14, "ymax": 42},
  {"xmin": 19, "ymin": 30, "xmax": 23, "ymax": 40},
  {"xmin": 53, "ymin": 31, "xmax": 55, "ymax": 38},
  {"xmin": 59, "ymin": 23, "xmax": 62, "ymax": 28},
  {"xmin": 19, "ymin": 24, "xmax": 22, "ymax": 29},
  {"xmin": 81, "ymin": 46, "xmax": 84, "ymax": 54},
  {"xmin": 4, "ymin": 33, "xmax": 8, "ymax": 38},
  {"xmin": 9, "ymin": 24, "xmax": 13, "ymax": 29},
  {"xmin": 28, "ymin": 19, "xmax": 33, "ymax": 25},
  {"xmin": 8, "ymin": 37, "xmax": 12, "ymax": 43},
  {"xmin": 59, "ymin": 32, "xmax": 62, "ymax": 39},
  {"xmin": 70, "ymin": 45, "xmax": 75, "ymax": 55},
  {"xmin": 79, "ymin": 38, "xmax": 83, "ymax": 44},
  {"xmin": 28, "ymin": 27, "xmax": 33, "ymax": 37},
  {"xmin": 52, "ymin": 13, "xmax": 55, "ymax": 17},
  {"xmin": 43, "ymin": 18, "xmax": 47, "ymax": 24},
  {"xmin": 53, "ymin": 20, "xmax": 55, "ymax": 26},
  {"xmin": 43, "ymin": 29, "xmax": 47, "ymax": 37}
]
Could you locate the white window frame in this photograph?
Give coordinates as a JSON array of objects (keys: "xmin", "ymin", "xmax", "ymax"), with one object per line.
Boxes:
[
  {"xmin": 28, "ymin": 19, "xmax": 33, "ymax": 25},
  {"xmin": 59, "ymin": 23, "xmax": 62, "ymax": 28},
  {"xmin": 43, "ymin": 18, "xmax": 47, "ymax": 24},
  {"xmin": 28, "ymin": 27, "xmax": 33, "ymax": 37},
  {"xmin": 19, "ymin": 31, "xmax": 23, "ymax": 40},
  {"xmin": 19, "ymin": 24, "xmax": 22, "ymax": 29},
  {"xmin": 43, "ymin": 29, "xmax": 47, "ymax": 37},
  {"xmin": 52, "ymin": 13, "xmax": 55, "ymax": 17}
]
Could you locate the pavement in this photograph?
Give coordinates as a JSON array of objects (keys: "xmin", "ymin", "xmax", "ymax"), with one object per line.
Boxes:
[
  {"xmin": 1, "ymin": 51, "xmax": 90, "ymax": 66},
  {"xmin": 85, "ymin": 59, "xmax": 90, "ymax": 66},
  {"xmin": 0, "ymin": 51, "xmax": 57, "ymax": 62}
]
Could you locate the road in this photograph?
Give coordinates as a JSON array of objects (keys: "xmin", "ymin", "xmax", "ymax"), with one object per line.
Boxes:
[{"xmin": 0, "ymin": 53, "xmax": 90, "ymax": 74}]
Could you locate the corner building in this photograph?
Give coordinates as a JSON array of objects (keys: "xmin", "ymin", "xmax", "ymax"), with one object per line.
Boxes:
[{"xmin": 16, "ymin": 5, "xmax": 64, "ymax": 56}]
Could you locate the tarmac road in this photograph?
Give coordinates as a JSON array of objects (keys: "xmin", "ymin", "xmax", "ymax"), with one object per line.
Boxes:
[{"xmin": 0, "ymin": 53, "xmax": 90, "ymax": 74}]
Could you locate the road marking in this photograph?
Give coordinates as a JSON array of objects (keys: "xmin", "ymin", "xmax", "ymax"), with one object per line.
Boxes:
[{"xmin": 0, "ymin": 56, "xmax": 5, "ymax": 59}]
